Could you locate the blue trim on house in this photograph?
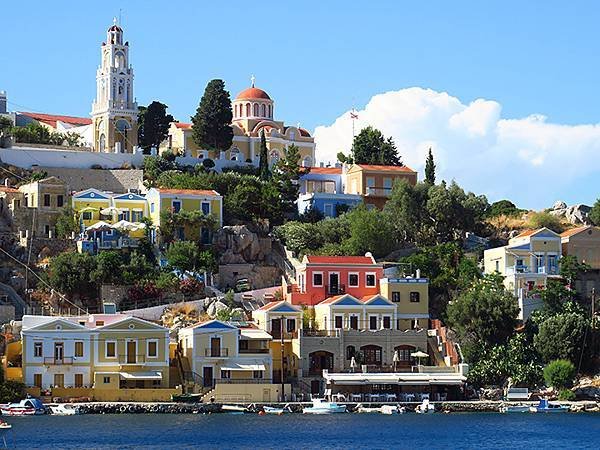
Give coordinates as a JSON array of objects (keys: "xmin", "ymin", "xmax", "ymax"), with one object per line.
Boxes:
[
  {"xmin": 113, "ymin": 193, "xmax": 146, "ymax": 201},
  {"xmin": 335, "ymin": 296, "xmax": 363, "ymax": 306},
  {"xmin": 196, "ymin": 320, "xmax": 237, "ymax": 330},
  {"xmin": 270, "ymin": 303, "xmax": 300, "ymax": 313},
  {"xmin": 75, "ymin": 191, "xmax": 109, "ymax": 199}
]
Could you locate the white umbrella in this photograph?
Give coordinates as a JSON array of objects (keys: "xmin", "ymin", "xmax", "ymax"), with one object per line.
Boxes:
[
  {"xmin": 86, "ymin": 221, "xmax": 112, "ymax": 231},
  {"xmin": 112, "ymin": 220, "xmax": 137, "ymax": 231},
  {"xmin": 350, "ymin": 356, "xmax": 357, "ymax": 372},
  {"xmin": 411, "ymin": 350, "xmax": 429, "ymax": 366},
  {"xmin": 100, "ymin": 206, "xmax": 120, "ymax": 215}
]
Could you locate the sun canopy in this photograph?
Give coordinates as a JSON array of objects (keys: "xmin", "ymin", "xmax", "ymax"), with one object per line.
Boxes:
[
  {"xmin": 221, "ymin": 360, "xmax": 266, "ymax": 371},
  {"xmin": 239, "ymin": 329, "xmax": 272, "ymax": 340},
  {"xmin": 112, "ymin": 220, "xmax": 138, "ymax": 231},
  {"xmin": 85, "ymin": 221, "xmax": 112, "ymax": 231},
  {"xmin": 100, "ymin": 206, "xmax": 120, "ymax": 215},
  {"xmin": 119, "ymin": 371, "xmax": 162, "ymax": 380}
]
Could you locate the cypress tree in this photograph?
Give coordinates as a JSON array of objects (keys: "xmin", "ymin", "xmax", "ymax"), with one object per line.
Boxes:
[
  {"xmin": 258, "ymin": 130, "xmax": 270, "ymax": 180},
  {"xmin": 137, "ymin": 101, "xmax": 174, "ymax": 152},
  {"xmin": 425, "ymin": 148, "xmax": 436, "ymax": 185},
  {"xmin": 191, "ymin": 79, "xmax": 233, "ymax": 151}
]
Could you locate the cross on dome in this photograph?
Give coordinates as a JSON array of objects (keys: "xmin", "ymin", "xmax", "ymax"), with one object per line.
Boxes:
[{"xmin": 250, "ymin": 75, "xmax": 256, "ymax": 87}]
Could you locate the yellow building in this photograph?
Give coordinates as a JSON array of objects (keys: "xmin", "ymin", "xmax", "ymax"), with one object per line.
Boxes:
[
  {"xmin": 178, "ymin": 320, "xmax": 290, "ymax": 402},
  {"xmin": 161, "ymin": 81, "xmax": 315, "ymax": 167},
  {"xmin": 484, "ymin": 227, "xmax": 562, "ymax": 320},
  {"xmin": 16, "ymin": 314, "xmax": 177, "ymax": 401},
  {"xmin": 91, "ymin": 20, "xmax": 138, "ymax": 153},
  {"xmin": 561, "ymin": 225, "xmax": 600, "ymax": 269},
  {"xmin": 146, "ymin": 187, "xmax": 223, "ymax": 244},
  {"xmin": 379, "ymin": 277, "xmax": 430, "ymax": 330},
  {"xmin": 252, "ymin": 301, "xmax": 303, "ymax": 383},
  {"xmin": 344, "ymin": 164, "xmax": 418, "ymax": 209}
]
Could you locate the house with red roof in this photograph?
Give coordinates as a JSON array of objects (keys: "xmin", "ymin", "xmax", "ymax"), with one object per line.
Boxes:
[{"xmin": 344, "ymin": 163, "xmax": 418, "ymax": 209}]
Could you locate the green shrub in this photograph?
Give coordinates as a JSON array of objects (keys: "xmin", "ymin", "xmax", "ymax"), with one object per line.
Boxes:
[
  {"xmin": 543, "ymin": 359, "xmax": 576, "ymax": 389},
  {"xmin": 528, "ymin": 211, "xmax": 564, "ymax": 233},
  {"xmin": 558, "ymin": 389, "xmax": 575, "ymax": 401}
]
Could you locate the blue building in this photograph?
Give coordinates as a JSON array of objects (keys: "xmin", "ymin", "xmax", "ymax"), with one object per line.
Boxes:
[{"xmin": 297, "ymin": 166, "xmax": 361, "ymax": 218}]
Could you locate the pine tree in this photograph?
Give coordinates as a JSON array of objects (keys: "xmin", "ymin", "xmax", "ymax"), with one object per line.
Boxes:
[
  {"xmin": 425, "ymin": 148, "xmax": 436, "ymax": 185},
  {"xmin": 191, "ymin": 79, "xmax": 233, "ymax": 151},
  {"xmin": 137, "ymin": 101, "xmax": 174, "ymax": 152},
  {"xmin": 258, "ymin": 130, "xmax": 270, "ymax": 180},
  {"xmin": 274, "ymin": 144, "xmax": 303, "ymax": 215},
  {"xmin": 351, "ymin": 126, "xmax": 401, "ymax": 166}
]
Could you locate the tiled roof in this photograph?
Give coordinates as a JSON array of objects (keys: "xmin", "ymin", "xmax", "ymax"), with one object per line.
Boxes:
[
  {"xmin": 561, "ymin": 226, "xmax": 591, "ymax": 238},
  {"xmin": 258, "ymin": 301, "xmax": 283, "ymax": 311},
  {"xmin": 299, "ymin": 128, "xmax": 311, "ymax": 137},
  {"xmin": 304, "ymin": 167, "xmax": 342, "ymax": 175},
  {"xmin": 306, "ymin": 255, "xmax": 376, "ymax": 265},
  {"xmin": 19, "ymin": 111, "xmax": 92, "ymax": 128},
  {"xmin": 318, "ymin": 295, "xmax": 344, "ymax": 305},
  {"xmin": 156, "ymin": 188, "xmax": 220, "ymax": 197},
  {"xmin": 356, "ymin": 164, "xmax": 416, "ymax": 173},
  {"xmin": 0, "ymin": 186, "xmax": 19, "ymax": 193},
  {"xmin": 174, "ymin": 122, "xmax": 191, "ymax": 129},
  {"xmin": 515, "ymin": 229, "xmax": 538, "ymax": 238},
  {"xmin": 235, "ymin": 87, "xmax": 271, "ymax": 100}
]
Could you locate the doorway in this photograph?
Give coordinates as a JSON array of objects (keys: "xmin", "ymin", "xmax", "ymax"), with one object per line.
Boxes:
[
  {"xmin": 329, "ymin": 273, "xmax": 339, "ymax": 294},
  {"xmin": 126, "ymin": 340, "xmax": 137, "ymax": 364},
  {"xmin": 54, "ymin": 342, "xmax": 64, "ymax": 362},
  {"xmin": 203, "ymin": 366, "xmax": 213, "ymax": 388},
  {"xmin": 210, "ymin": 337, "xmax": 221, "ymax": 357}
]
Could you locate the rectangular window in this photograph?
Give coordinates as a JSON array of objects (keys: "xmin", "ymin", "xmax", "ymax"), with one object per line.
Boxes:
[
  {"xmin": 365, "ymin": 273, "xmax": 376, "ymax": 287},
  {"xmin": 103, "ymin": 376, "xmax": 111, "ymax": 384},
  {"xmin": 82, "ymin": 211, "xmax": 92, "ymax": 221},
  {"xmin": 239, "ymin": 340, "xmax": 249, "ymax": 350},
  {"xmin": 348, "ymin": 273, "xmax": 359, "ymax": 287},
  {"xmin": 74, "ymin": 373, "xmax": 83, "ymax": 388},
  {"xmin": 105, "ymin": 341, "xmax": 116, "ymax": 358},
  {"xmin": 43, "ymin": 194, "xmax": 50, "ymax": 207},
  {"xmin": 172, "ymin": 200, "xmax": 181, "ymax": 213},
  {"xmin": 350, "ymin": 316, "xmax": 358, "ymax": 330},
  {"xmin": 132, "ymin": 211, "xmax": 143, "ymax": 222},
  {"xmin": 369, "ymin": 316, "xmax": 378, "ymax": 330},
  {"xmin": 286, "ymin": 319, "xmax": 296, "ymax": 333},
  {"xmin": 312, "ymin": 272, "xmax": 323, "ymax": 287},
  {"xmin": 392, "ymin": 292, "xmax": 400, "ymax": 303},
  {"xmin": 334, "ymin": 316, "xmax": 343, "ymax": 329},
  {"xmin": 121, "ymin": 210, "xmax": 130, "ymax": 221},
  {"xmin": 147, "ymin": 340, "xmax": 158, "ymax": 358},
  {"xmin": 383, "ymin": 316, "xmax": 391, "ymax": 329},
  {"xmin": 410, "ymin": 292, "xmax": 420, "ymax": 303},
  {"xmin": 221, "ymin": 370, "xmax": 231, "ymax": 379},
  {"xmin": 150, "ymin": 203, "xmax": 155, "ymax": 213},
  {"xmin": 201, "ymin": 202, "xmax": 210, "ymax": 215},
  {"xmin": 74, "ymin": 341, "xmax": 84, "ymax": 358},
  {"xmin": 34, "ymin": 342, "xmax": 43, "ymax": 357},
  {"xmin": 253, "ymin": 370, "xmax": 263, "ymax": 379},
  {"xmin": 57, "ymin": 195, "xmax": 64, "ymax": 207},
  {"xmin": 34, "ymin": 373, "xmax": 42, "ymax": 388}
]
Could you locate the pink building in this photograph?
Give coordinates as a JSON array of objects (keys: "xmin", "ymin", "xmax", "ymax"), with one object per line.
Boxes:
[{"xmin": 284, "ymin": 254, "xmax": 384, "ymax": 306}]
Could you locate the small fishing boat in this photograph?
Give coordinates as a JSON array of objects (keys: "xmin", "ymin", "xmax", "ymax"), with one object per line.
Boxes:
[
  {"xmin": 0, "ymin": 420, "xmax": 11, "ymax": 430},
  {"xmin": 0, "ymin": 397, "xmax": 46, "ymax": 416},
  {"xmin": 381, "ymin": 404, "xmax": 406, "ymax": 415},
  {"xmin": 355, "ymin": 403, "xmax": 381, "ymax": 413},
  {"xmin": 303, "ymin": 398, "xmax": 347, "ymax": 414},
  {"xmin": 530, "ymin": 399, "xmax": 570, "ymax": 413},
  {"xmin": 221, "ymin": 405, "xmax": 247, "ymax": 414},
  {"xmin": 500, "ymin": 404, "xmax": 530, "ymax": 413},
  {"xmin": 47, "ymin": 404, "xmax": 80, "ymax": 416},
  {"xmin": 263, "ymin": 404, "xmax": 291, "ymax": 415},
  {"xmin": 415, "ymin": 398, "xmax": 435, "ymax": 414}
]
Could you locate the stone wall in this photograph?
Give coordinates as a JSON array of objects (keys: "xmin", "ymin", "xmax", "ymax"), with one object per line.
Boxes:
[{"xmin": 42, "ymin": 167, "xmax": 144, "ymax": 194}]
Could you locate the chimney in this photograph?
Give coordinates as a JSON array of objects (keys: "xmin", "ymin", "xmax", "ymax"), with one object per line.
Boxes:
[
  {"xmin": 416, "ymin": 269, "xmax": 421, "ymax": 279},
  {"xmin": 0, "ymin": 91, "xmax": 6, "ymax": 114},
  {"xmin": 4, "ymin": 178, "xmax": 9, "ymax": 187}
]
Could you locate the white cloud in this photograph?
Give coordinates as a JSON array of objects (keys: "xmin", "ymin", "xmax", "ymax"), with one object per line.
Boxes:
[{"xmin": 313, "ymin": 87, "xmax": 600, "ymax": 209}]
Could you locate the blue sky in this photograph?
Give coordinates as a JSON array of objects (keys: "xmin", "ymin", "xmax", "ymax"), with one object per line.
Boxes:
[{"xmin": 2, "ymin": 1, "xmax": 600, "ymax": 208}]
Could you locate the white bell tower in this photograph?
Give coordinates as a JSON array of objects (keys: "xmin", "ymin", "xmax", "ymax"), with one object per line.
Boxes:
[{"xmin": 91, "ymin": 18, "xmax": 138, "ymax": 153}]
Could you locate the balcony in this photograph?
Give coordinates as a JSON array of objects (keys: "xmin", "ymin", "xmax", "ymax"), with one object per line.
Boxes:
[
  {"xmin": 239, "ymin": 348, "xmax": 270, "ymax": 354},
  {"xmin": 118, "ymin": 355, "xmax": 146, "ymax": 365},
  {"xmin": 270, "ymin": 330, "xmax": 299, "ymax": 340},
  {"xmin": 366, "ymin": 187, "xmax": 392, "ymax": 197},
  {"xmin": 215, "ymin": 378, "xmax": 273, "ymax": 385},
  {"xmin": 506, "ymin": 265, "xmax": 558, "ymax": 276},
  {"xmin": 44, "ymin": 357, "xmax": 73, "ymax": 365},
  {"xmin": 302, "ymin": 329, "xmax": 341, "ymax": 338},
  {"xmin": 204, "ymin": 348, "xmax": 229, "ymax": 357},
  {"xmin": 326, "ymin": 284, "xmax": 346, "ymax": 296}
]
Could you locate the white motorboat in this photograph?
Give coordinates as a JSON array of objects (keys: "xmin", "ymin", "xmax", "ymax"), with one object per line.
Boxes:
[
  {"xmin": 302, "ymin": 398, "xmax": 347, "ymax": 414},
  {"xmin": 0, "ymin": 420, "xmax": 11, "ymax": 430},
  {"xmin": 500, "ymin": 404, "xmax": 530, "ymax": 413},
  {"xmin": 530, "ymin": 399, "xmax": 570, "ymax": 413},
  {"xmin": 222, "ymin": 405, "xmax": 247, "ymax": 414},
  {"xmin": 263, "ymin": 404, "xmax": 291, "ymax": 415},
  {"xmin": 355, "ymin": 403, "xmax": 381, "ymax": 413},
  {"xmin": 415, "ymin": 399, "xmax": 435, "ymax": 414},
  {"xmin": 47, "ymin": 404, "xmax": 80, "ymax": 415},
  {"xmin": 0, "ymin": 398, "xmax": 46, "ymax": 416},
  {"xmin": 381, "ymin": 404, "xmax": 406, "ymax": 415}
]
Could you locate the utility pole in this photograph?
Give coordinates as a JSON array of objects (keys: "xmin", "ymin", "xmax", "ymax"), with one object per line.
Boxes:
[{"xmin": 280, "ymin": 315, "xmax": 285, "ymax": 402}]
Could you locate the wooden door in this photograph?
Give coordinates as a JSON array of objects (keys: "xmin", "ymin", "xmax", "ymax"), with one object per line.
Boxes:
[
  {"xmin": 53, "ymin": 373, "xmax": 64, "ymax": 388},
  {"xmin": 126, "ymin": 340, "xmax": 137, "ymax": 363},
  {"xmin": 203, "ymin": 367, "xmax": 213, "ymax": 388},
  {"xmin": 210, "ymin": 337, "xmax": 221, "ymax": 357}
]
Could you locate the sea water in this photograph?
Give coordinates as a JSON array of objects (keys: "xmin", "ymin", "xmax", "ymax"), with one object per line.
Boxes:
[{"xmin": 4, "ymin": 412, "xmax": 600, "ymax": 449}]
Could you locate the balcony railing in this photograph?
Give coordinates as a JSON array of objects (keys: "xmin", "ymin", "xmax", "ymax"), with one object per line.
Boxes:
[
  {"xmin": 507, "ymin": 265, "xmax": 559, "ymax": 276},
  {"xmin": 204, "ymin": 348, "xmax": 229, "ymax": 357},
  {"xmin": 366, "ymin": 187, "xmax": 392, "ymax": 197},
  {"xmin": 44, "ymin": 357, "xmax": 73, "ymax": 365},
  {"xmin": 215, "ymin": 378, "xmax": 273, "ymax": 385},
  {"xmin": 325, "ymin": 284, "xmax": 345, "ymax": 296},
  {"xmin": 239, "ymin": 348, "xmax": 270, "ymax": 354},
  {"xmin": 270, "ymin": 330, "xmax": 299, "ymax": 340},
  {"xmin": 118, "ymin": 355, "xmax": 146, "ymax": 364},
  {"xmin": 302, "ymin": 329, "xmax": 341, "ymax": 338}
]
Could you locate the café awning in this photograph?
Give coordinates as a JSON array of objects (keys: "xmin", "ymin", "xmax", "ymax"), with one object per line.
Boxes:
[
  {"xmin": 119, "ymin": 371, "xmax": 163, "ymax": 380},
  {"xmin": 221, "ymin": 360, "xmax": 266, "ymax": 371}
]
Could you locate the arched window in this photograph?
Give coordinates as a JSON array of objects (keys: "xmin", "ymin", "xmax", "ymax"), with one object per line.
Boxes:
[
  {"xmin": 360, "ymin": 345, "xmax": 382, "ymax": 365},
  {"xmin": 346, "ymin": 345, "xmax": 355, "ymax": 360},
  {"xmin": 230, "ymin": 147, "xmax": 241, "ymax": 161},
  {"xmin": 261, "ymin": 104, "xmax": 266, "ymax": 117},
  {"xmin": 253, "ymin": 103, "xmax": 259, "ymax": 116},
  {"xmin": 114, "ymin": 52, "xmax": 125, "ymax": 69},
  {"xmin": 99, "ymin": 134, "xmax": 106, "ymax": 152},
  {"xmin": 268, "ymin": 104, "xmax": 272, "ymax": 118},
  {"xmin": 246, "ymin": 103, "xmax": 251, "ymax": 116}
]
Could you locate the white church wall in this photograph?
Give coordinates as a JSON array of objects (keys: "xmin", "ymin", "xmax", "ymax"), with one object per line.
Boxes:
[{"xmin": 0, "ymin": 146, "xmax": 144, "ymax": 170}]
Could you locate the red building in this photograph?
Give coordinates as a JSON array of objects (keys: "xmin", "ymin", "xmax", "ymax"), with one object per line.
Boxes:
[{"xmin": 283, "ymin": 254, "xmax": 384, "ymax": 306}]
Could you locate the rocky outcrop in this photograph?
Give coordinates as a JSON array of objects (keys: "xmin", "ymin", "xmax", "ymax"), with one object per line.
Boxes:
[
  {"xmin": 206, "ymin": 300, "xmax": 229, "ymax": 318},
  {"xmin": 550, "ymin": 201, "xmax": 592, "ymax": 225}
]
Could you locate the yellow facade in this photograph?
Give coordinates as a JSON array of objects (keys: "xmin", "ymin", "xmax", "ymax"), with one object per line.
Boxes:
[{"xmin": 562, "ymin": 226, "xmax": 600, "ymax": 269}]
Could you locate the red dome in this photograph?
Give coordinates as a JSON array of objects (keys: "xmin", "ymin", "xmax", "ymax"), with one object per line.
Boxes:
[{"xmin": 235, "ymin": 87, "xmax": 271, "ymax": 101}]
